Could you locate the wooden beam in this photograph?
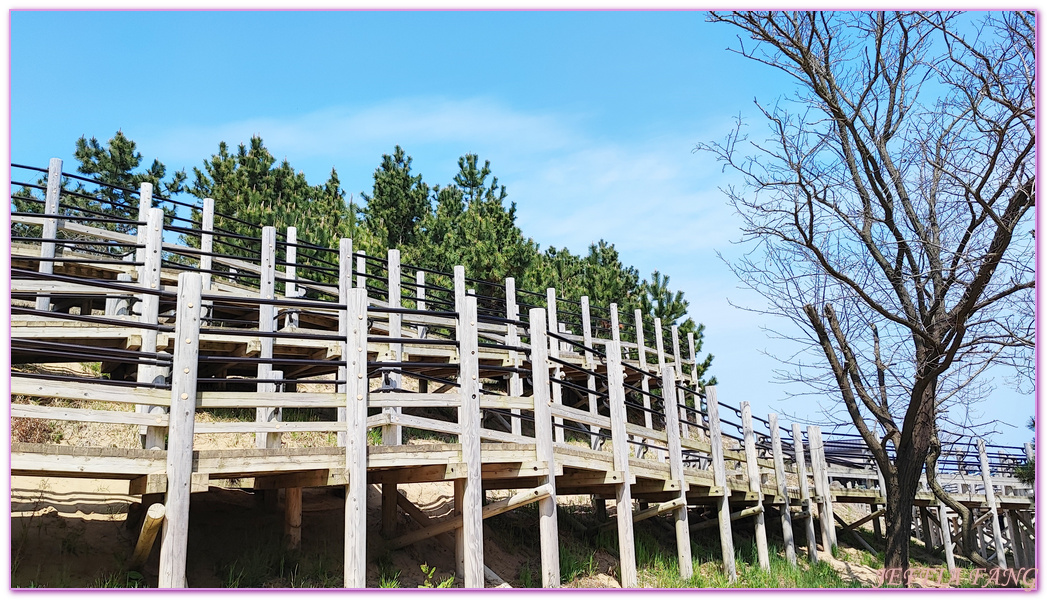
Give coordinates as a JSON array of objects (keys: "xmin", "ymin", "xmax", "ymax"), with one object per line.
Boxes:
[
  {"xmin": 386, "ymin": 484, "xmax": 553, "ymax": 550},
  {"xmin": 606, "ymin": 336, "xmax": 637, "ymax": 588},
  {"xmin": 285, "ymin": 487, "xmax": 302, "ymax": 550},
  {"xmin": 691, "ymin": 505, "xmax": 764, "ymax": 532},
  {"xmin": 529, "ymin": 307, "xmax": 561, "ymax": 588},
  {"xmin": 129, "ymin": 503, "xmax": 165, "ymax": 570},
  {"xmin": 35, "ymin": 158, "xmax": 62, "ymax": 311},
  {"xmin": 505, "ymin": 277, "xmax": 522, "ymax": 437},
  {"xmin": 661, "ymin": 367, "xmax": 692, "ymax": 579},
  {"xmin": 792, "ymin": 423, "xmax": 818, "ymax": 564},
  {"xmin": 137, "ymin": 207, "xmax": 166, "ymax": 450},
  {"xmin": 157, "ymin": 272, "xmax": 201, "ymax": 588},
  {"xmin": 977, "ymin": 439, "xmax": 1007, "ymax": 569},
  {"xmin": 845, "ymin": 508, "xmax": 886, "ymax": 531},
  {"xmin": 255, "ymin": 226, "xmax": 280, "ymax": 450},
  {"xmin": 457, "ymin": 289, "xmax": 484, "ymax": 588},
  {"xmin": 833, "ymin": 512, "xmax": 876, "ymax": 554},
  {"xmin": 741, "ymin": 402, "xmax": 769, "ymax": 570}
]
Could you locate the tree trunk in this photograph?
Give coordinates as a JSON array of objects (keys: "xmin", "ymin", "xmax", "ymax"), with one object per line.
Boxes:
[{"xmin": 883, "ymin": 473, "xmax": 916, "ymax": 583}]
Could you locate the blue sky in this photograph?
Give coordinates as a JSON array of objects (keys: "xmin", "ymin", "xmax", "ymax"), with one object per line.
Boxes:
[{"xmin": 7, "ymin": 10, "xmax": 1036, "ymax": 446}]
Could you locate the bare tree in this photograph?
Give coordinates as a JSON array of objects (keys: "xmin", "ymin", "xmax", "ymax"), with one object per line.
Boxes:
[{"xmin": 699, "ymin": 11, "xmax": 1034, "ymax": 579}]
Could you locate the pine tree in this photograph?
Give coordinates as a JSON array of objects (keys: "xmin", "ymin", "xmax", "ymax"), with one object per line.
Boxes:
[{"xmin": 361, "ymin": 146, "xmax": 430, "ymax": 250}]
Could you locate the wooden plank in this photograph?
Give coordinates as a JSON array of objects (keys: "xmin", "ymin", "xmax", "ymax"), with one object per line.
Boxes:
[
  {"xmin": 706, "ymin": 386, "xmax": 737, "ymax": 581},
  {"xmin": 529, "ymin": 307, "xmax": 561, "ymax": 588},
  {"xmin": 158, "ymin": 272, "xmax": 202, "ymax": 588},
  {"xmin": 458, "ymin": 291, "xmax": 484, "ymax": 588},
  {"xmin": 938, "ymin": 501, "xmax": 956, "ymax": 570},
  {"xmin": 383, "ymin": 249, "xmax": 403, "ymax": 446},
  {"xmin": 337, "ymin": 239, "xmax": 353, "ymax": 448},
  {"xmin": 833, "ymin": 512, "xmax": 877, "ymax": 554},
  {"xmin": 691, "ymin": 505, "xmax": 764, "ymax": 532},
  {"xmin": 606, "ymin": 340, "xmax": 637, "ymax": 588},
  {"xmin": 978, "ymin": 439, "xmax": 1008, "ymax": 569},
  {"xmin": 256, "ymin": 226, "xmax": 280, "ymax": 449},
  {"xmin": 808, "ymin": 426, "xmax": 836, "ymax": 551},
  {"xmin": 741, "ymin": 402, "xmax": 769, "ymax": 570},
  {"xmin": 845, "ymin": 508, "xmax": 886, "ymax": 531},
  {"xmin": 197, "ymin": 392, "xmax": 342, "ymax": 409},
  {"xmin": 343, "ymin": 287, "xmax": 369, "ymax": 588},
  {"xmin": 769, "ymin": 414, "xmax": 796, "ymax": 566},
  {"xmin": 546, "ymin": 288, "xmax": 565, "ymax": 444},
  {"xmin": 550, "ymin": 403, "xmax": 612, "ymax": 430},
  {"xmin": 11, "ymin": 403, "xmax": 168, "ymax": 427},
  {"xmin": 580, "ymin": 296, "xmax": 600, "ymax": 449},
  {"xmin": 479, "ymin": 395, "xmax": 531, "ymax": 411},
  {"xmin": 11, "ymin": 378, "xmax": 170, "ymax": 406},
  {"xmin": 660, "ymin": 367, "xmax": 693, "ymax": 579},
  {"xmin": 35, "ymin": 158, "xmax": 63, "ymax": 311}
]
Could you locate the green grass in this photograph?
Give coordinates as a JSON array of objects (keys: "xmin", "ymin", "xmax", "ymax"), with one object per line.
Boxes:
[{"xmin": 218, "ymin": 530, "xmax": 342, "ymax": 588}]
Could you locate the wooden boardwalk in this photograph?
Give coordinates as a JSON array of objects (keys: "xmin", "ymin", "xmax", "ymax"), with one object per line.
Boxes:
[{"xmin": 9, "ymin": 160, "xmax": 1035, "ymax": 587}]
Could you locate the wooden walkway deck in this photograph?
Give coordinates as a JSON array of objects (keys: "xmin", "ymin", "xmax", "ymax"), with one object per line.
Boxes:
[{"xmin": 9, "ymin": 160, "xmax": 1035, "ymax": 587}]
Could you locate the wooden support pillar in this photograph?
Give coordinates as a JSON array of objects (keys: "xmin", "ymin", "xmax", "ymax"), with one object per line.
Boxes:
[
  {"xmin": 580, "ymin": 296, "xmax": 600, "ymax": 450},
  {"xmin": 137, "ymin": 206, "xmax": 166, "ymax": 450},
  {"xmin": 454, "ymin": 479, "xmax": 466, "ymax": 578},
  {"xmin": 105, "ymin": 273, "xmax": 133, "ymax": 316},
  {"xmin": 660, "ymin": 367, "xmax": 692, "ymax": 579},
  {"xmin": 920, "ymin": 506, "xmax": 934, "ymax": 550},
  {"xmin": 741, "ymin": 402, "xmax": 770, "ymax": 570},
  {"xmin": 528, "ymin": 308, "xmax": 561, "ymax": 587},
  {"xmin": 686, "ymin": 332, "xmax": 702, "ymax": 442},
  {"xmin": 336, "ymin": 239, "xmax": 353, "ymax": 449},
  {"xmin": 606, "ymin": 340, "xmax": 637, "ymax": 588},
  {"xmin": 808, "ymin": 426, "xmax": 836, "ymax": 551},
  {"xmin": 158, "ymin": 273, "xmax": 202, "ymax": 588},
  {"xmin": 35, "ymin": 157, "xmax": 63, "ymax": 311},
  {"xmin": 973, "ymin": 508, "xmax": 987, "ymax": 559},
  {"xmin": 285, "ymin": 486, "xmax": 302, "ymax": 550},
  {"xmin": 938, "ymin": 501, "xmax": 956, "ymax": 571},
  {"xmin": 670, "ymin": 326, "xmax": 689, "ymax": 441},
  {"xmin": 871, "ymin": 504, "xmax": 882, "ymax": 539},
  {"xmin": 706, "ymin": 387, "xmax": 737, "ymax": 581},
  {"xmin": 457, "ymin": 292, "xmax": 485, "ymax": 588},
  {"xmin": 633, "ymin": 309, "xmax": 657, "ymax": 459},
  {"xmin": 256, "ymin": 226, "xmax": 281, "ymax": 449},
  {"xmin": 1006, "ymin": 511, "xmax": 1024, "ymax": 568},
  {"xmin": 415, "ymin": 271, "xmax": 428, "ymax": 339},
  {"xmin": 380, "ymin": 250, "xmax": 403, "ymax": 536},
  {"xmin": 199, "ymin": 198, "xmax": 214, "ymax": 301},
  {"xmin": 977, "ymin": 439, "xmax": 1007, "ymax": 569},
  {"xmin": 691, "ymin": 505, "xmax": 763, "ymax": 531},
  {"xmin": 769, "ymin": 414, "xmax": 796, "ymax": 566},
  {"xmin": 791, "ymin": 423, "xmax": 818, "ymax": 564},
  {"xmin": 343, "ymin": 287, "xmax": 369, "ymax": 588},
  {"xmin": 129, "ymin": 503, "xmax": 165, "ymax": 570},
  {"xmin": 505, "ymin": 278, "xmax": 521, "ymax": 436}
]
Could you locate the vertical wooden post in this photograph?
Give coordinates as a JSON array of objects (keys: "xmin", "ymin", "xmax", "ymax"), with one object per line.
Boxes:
[
  {"xmin": 137, "ymin": 207, "xmax": 166, "ymax": 450},
  {"xmin": 670, "ymin": 326, "xmax": 689, "ymax": 441},
  {"xmin": 355, "ymin": 254, "xmax": 366, "ymax": 289},
  {"xmin": 633, "ymin": 309, "xmax": 656, "ymax": 457},
  {"xmin": 580, "ymin": 296, "xmax": 600, "ymax": 449},
  {"xmin": 653, "ymin": 317, "xmax": 666, "ymax": 373},
  {"xmin": 35, "ymin": 158, "xmax": 63, "ymax": 311},
  {"xmin": 977, "ymin": 439, "xmax": 1007, "ymax": 569},
  {"xmin": 919, "ymin": 507, "xmax": 934, "ymax": 550},
  {"xmin": 285, "ymin": 486, "xmax": 302, "ymax": 550},
  {"xmin": 343, "ymin": 287, "xmax": 369, "ymax": 588},
  {"xmin": 505, "ymin": 278, "xmax": 522, "ymax": 436},
  {"xmin": 606, "ymin": 340, "xmax": 637, "ymax": 588},
  {"xmin": 105, "ymin": 273, "xmax": 133, "ymax": 316},
  {"xmin": 199, "ymin": 198, "xmax": 214, "ymax": 294},
  {"xmin": 285, "ymin": 226, "xmax": 299, "ymax": 328},
  {"xmin": 337, "ymin": 239, "xmax": 353, "ymax": 448},
  {"xmin": 769, "ymin": 414, "xmax": 796, "ymax": 566},
  {"xmin": 706, "ymin": 387, "xmax": 737, "ymax": 581},
  {"xmin": 529, "ymin": 308, "xmax": 561, "ymax": 587},
  {"xmin": 157, "ymin": 272, "xmax": 202, "ymax": 588},
  {"xmin": 791, "ymin": 423, "xmax": 818, "ymax": 564},
  {"xmin": 938, "ymin": 500, "xmax": 956, "ymax": 570},
  {"xmin": 1005, "ymin": 511, "xmax": 1023, "ymax": 568},
  {"xmin": 808, "ymin": 426, "xmax": 836, "ymax": 551},
  {"xmin": 383, "ymin": 251, "xmax": 404, "ymax": 535},
  {"xmin": 256, "ymin": 226, "xmax": 280, "ymax": 449},
  {"xmin": 741, "ymin": 402, "xmax": 770, "ymax": 570},
  {"xmin": 454, "ymin": 480, "xmax": 466, "ymax": 577},
  {"xmin": 660, "ymin": 367, "xmax": 692, "ymax": 579},
  {"xmin": 459, "ymin": 294, "xmax": 485, "ymax": 588},
  {"xmin": 686, "ymin": 331, "xmax": 702, "ymax": 442},
  {"xmin": 546, "ymin": 289, "xmax": 565, "ymax": 443},
  {"xmin": 416, "ymin": 271, "xmax": 428, "ymax": 339}
]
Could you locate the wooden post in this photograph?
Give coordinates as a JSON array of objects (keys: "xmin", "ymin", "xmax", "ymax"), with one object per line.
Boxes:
[
  {"xmin": 415, "ymin": 271, "xmax": 428, "ymax": 339},
  {"xmin": 769, "ymin": 414, "xmax": 796, "ymax": 566},
  {"xmin": 580, "ymin": 296, "xmax": 600, "ymax": 449},
  {"xmin": 687, "ymin": 331, "xmax": 702, "ymax": 442},
  {"xmin": 384, "ymin": 249, "xmax": 403, "ymax": 445},
  {"xmin": 660, "ymin": 367, "xmax": 692, "ymax": 579},
  {"xmin": 105, "ymin": 273, "xmax": 133, "ymax": 316},
  {"xmin": 919, "ymin": 507, "xmax": 934, "ymax": 550},
  {"xmin": 808, "ymin": 426, "xmax": 836, "ymax": 551},
  {"xmin": 1006, "ymin": 511, "xmax": 1023, "ymax": 568},
  {"xmin": 633, "ymin": 309, "xmax": 656, "ymax": 458},
  {"xmin": 199, "ymin": 198, "xmax": 214, "ymax": 293},
  {"xmin": 706, "ymin": 387, "xmax": 737, "ymax": 581},
  {"xmin": 343, "ymin": 287, "xmax": 369, "ymax": 588},
  {"xmin": 505, "ymin": 278, "xmax": 522, "ymax": 436},
  {"xmin": 938, "ymin": 500, "xmax": 956, "ymax": 570},
  {"xmin": 741, "ymin": 402, "xmax": 770, "ymax": 570},
  {"xmin": 670, "ymin": 326, "xmax": 689, "ymax": 440},
  {"xmin": 529, "ymin": 308, "xmax": 561, "ymax": 587},
  {"xmin": 791, "ymin": 423, "xmax": 818, "ymax": 564},
  {"xmin": 256, "ymin": 226, "xmax": 281, "ymax": 449},
  {"xmin": 606, "ymin": 340, "xmax": 637, "ymax": 587},
  {"xmin": 546, "ymin": 288, "xmax": 565, "ymax": 444},
  {"xmin": 977, "ymin": 439, "xmax": 1007, "ymax": 569},
  {"xmin": 337, "ymin": 239, "xmax": 353, "ymax": 448},
  {"xmin": 355, "ymin": 254, "xmax": 366, "ymax": 289},
  {"xmin": 157, "ymin": 273, "xmax": 202, "ymax": 588},
  {"xmin": 285, "ymin": 226, "xmax": 299, "ymax": 328},
  {"xmin": 285, "ymin": 486, "xmax": 302, "ymax": 550},
  {"xmin": 129, "ymin": 503, "xmax": 165, "ymax": 570},
  {"xmin": 35, "ymin": 158, "xmax": 63, "ymax": 311},
  {"xmin": 137, "ymin": 207, "xmax": 166, "ymax": 450},
  {"xmin": 458, "ymin": 294, "xmax": 485, "ymax": 588}
]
